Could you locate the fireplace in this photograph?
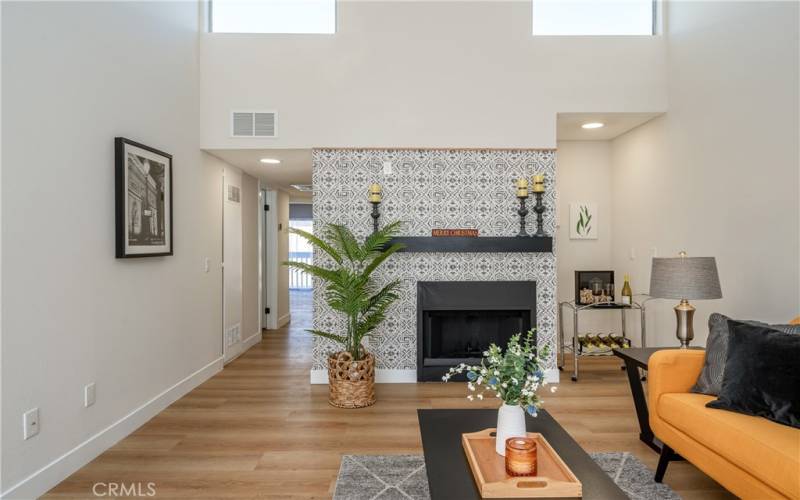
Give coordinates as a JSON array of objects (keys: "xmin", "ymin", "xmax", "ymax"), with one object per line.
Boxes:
[{"xmin": 417, "ymin": 281, "xmax": 536, "ymax": 381}]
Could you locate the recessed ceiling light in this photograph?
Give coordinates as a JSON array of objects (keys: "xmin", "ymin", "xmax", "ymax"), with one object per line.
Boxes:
[
  {"xmin": 260, "ymin": 158, "xmax": 281, "ymax": 164},
  {"xmin": 581, "ymin": 122, "xmax": 605, "ymax": 129}
]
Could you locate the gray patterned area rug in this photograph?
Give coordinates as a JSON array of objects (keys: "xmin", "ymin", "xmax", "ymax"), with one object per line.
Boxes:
[{"xmin": 334, "ymin": 453, "xmax": 680, "ymax": 500}]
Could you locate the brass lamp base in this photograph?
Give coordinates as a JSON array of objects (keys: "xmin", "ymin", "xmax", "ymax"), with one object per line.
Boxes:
[{"xmin": 674, "ymin": 299, "xmax": 695, "ymax": 348}]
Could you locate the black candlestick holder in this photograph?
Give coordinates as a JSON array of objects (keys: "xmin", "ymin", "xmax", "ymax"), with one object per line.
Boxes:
[
  {"xmin": 532, "ymin": 191, "xmax": 546, "ymax": 237},
  {"xmin": 516, "ymin": 196, "xmax": 530, "ymax": 237},
  {"xmin": 370, "ymin": 201, "xmax": 381, "ymax": 234}
]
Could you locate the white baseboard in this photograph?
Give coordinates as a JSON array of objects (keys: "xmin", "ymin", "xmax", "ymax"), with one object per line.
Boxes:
[
  {"xmin": 1, "ymin": 356, "xmax": 224, "ymax": 500},
  {"xmin": 310, "ymin": 368, "xmax": 560, "ymax": 385},
  {"xmin": 223, "ymin": 332, "xmax": 262, "ymax": 365},
  {"xmin": 243, "ymin": 330, "xmax": 262, "ymax": 349},
  {"xmin": 544, "ymin": 368, "xmax": 559, "ymax": 384},
  {"xmin": 277, "ymin": 313, "xmax": 291, "ymax": 328}
]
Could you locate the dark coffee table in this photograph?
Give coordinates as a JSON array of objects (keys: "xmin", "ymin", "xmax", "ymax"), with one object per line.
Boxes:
[{"xmin": 418, "ymin": 409, "xmax": 627, "ymax": 499}]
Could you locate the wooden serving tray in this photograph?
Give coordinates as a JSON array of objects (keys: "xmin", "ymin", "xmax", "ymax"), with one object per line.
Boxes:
[{"xmin": 462, "ymin": 428, "xmax": 582, "ymax": 498}]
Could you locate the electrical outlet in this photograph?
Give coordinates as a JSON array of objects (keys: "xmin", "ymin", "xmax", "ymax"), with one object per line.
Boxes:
[
  {"xmin": 23, "ymin": 408, "xmax": 39, "ymax": 440},
  {"xmin": 85, "ymin": 383, "xmax": 96, "ymax": 408},
  {"xmin": 382, "ymin": 161, "xmax": 393, "ymax": 175}
]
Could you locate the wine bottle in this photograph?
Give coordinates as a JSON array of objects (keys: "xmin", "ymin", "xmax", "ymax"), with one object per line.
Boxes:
[{"xmin": 621, "ymin": 274, "xmax": 633, "ymax": 305}]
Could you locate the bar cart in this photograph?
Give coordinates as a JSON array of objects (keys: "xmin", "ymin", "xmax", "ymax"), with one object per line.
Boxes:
[{"xmin": 558, "ymin": 297, "xmax": 653, "ymax": 381}]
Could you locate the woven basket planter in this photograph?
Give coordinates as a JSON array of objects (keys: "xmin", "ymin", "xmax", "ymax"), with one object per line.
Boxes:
[{"xmin": 327, "ymin": 351, "xmax": 376, "ymax": 408}]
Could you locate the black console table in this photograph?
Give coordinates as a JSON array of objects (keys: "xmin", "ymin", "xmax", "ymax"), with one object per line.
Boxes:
[{"xmin": 613, "ymin": 347, "xmax": 701, "ymax": 453}]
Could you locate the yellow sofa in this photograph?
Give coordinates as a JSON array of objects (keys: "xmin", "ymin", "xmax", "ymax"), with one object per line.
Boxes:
[{"xmin": 648, "ymin": 349, "xmax": 800, "ymax": 499}]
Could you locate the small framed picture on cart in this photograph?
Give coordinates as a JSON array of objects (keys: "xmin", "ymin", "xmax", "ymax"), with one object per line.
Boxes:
[{"xmin": 115, "ymin": 137, "xmax": 173, "ymax": 258}]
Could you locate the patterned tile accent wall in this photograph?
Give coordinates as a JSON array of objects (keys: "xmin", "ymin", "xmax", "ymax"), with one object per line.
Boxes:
[{"xmin": 312, "ymin": 149, "xmax": 558, "ymax": 373}]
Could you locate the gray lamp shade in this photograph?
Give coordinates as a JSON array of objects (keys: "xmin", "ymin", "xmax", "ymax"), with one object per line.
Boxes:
[{"xmin": 649, "ymin": 257, "xmax": 722, "ymax": 300}]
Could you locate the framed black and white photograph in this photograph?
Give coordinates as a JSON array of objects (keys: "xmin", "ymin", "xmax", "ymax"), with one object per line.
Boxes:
[{"xmin": 115, "ymin": 137, "xmax": 173, "ymax": 258}]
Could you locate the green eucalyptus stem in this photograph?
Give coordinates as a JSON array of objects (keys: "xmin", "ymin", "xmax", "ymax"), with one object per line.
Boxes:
[{"xmin": 443, "ymin": 330, "xmax": 553, "ymax": 417}]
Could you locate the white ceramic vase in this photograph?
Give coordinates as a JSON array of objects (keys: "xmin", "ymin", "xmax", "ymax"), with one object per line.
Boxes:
[{"xmin": 495, "ymin": 403, "xmax": 527, "ymax": 456}]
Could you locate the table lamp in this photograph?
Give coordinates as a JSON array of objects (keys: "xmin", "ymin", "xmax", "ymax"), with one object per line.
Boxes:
[{"xmin": 649, "ymin": 252, "xmax": 722, "ymax": 348}]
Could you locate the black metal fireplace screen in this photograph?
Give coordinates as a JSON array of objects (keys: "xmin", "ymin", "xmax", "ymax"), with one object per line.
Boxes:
[{"xmin": 417, "ymin": 281, "xmax": 536, "ymax": 381}]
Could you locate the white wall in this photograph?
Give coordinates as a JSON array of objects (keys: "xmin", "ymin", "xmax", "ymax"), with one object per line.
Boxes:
[
  {"xmin": 208, "ymin": 154, "xmax": 262, "ymax": 360},
  {"xmin": 200, "ymin": 0, "xmax": 667, "ymax": 149},
  {"xmin": 1, "ymin": 2, "xmax": 222, "ymax": 497},
  {"xmin": 610, "ymin": 0, "xmax": 800, "ymax": 347},
  {"xmin": 556, "ymin": 141, "xmax": 617, "ymax": 337}
]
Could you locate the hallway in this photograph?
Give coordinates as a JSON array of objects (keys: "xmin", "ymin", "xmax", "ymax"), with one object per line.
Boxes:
[{"xmin": 289, "ymin": 289, "xmax": 312, "ymax": 329}]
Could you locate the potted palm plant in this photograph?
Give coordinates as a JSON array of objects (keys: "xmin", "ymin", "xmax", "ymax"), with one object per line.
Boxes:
[{"xmin": 284, "ymin": 221, "xmax": 404, "ymax": 408}]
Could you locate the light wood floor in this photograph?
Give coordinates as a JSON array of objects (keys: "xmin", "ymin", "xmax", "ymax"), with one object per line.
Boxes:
[{"xmin": 45, "ymin": 291, "xmax": 733, "ymax": 499}]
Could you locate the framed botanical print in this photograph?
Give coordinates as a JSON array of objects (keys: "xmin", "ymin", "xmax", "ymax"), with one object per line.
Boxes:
[
  {"xmin": 115, "ymin": 137, "xmax": 173, "ymax": 258},
  {"xmin": 569, "ymin": 202, "xmax": 598, "ymax": 239}
]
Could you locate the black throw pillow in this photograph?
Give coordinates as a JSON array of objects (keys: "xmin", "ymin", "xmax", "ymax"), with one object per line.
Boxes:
[
  {"xmin": 706, "ymin": 321, "xmax": 800, "ymax": 428},
  {"xmin": 691, "ymin": 313, "xmax": 800, "ymax": 396}
]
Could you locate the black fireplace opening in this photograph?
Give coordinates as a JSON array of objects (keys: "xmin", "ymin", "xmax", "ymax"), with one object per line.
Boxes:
[
  {"xmin": 422, "ymin": 310, "xmax": 530, "ymax": 366},
  {"xmin": 417, "ymin": 281, "xmax": 536, "ymax": 381}
]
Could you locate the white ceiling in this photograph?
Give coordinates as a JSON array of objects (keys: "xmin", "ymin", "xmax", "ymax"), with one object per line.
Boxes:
[
  {"xmin": 208, "ymin": 114, "xmax": 663, "ymax": 192},
  {"xmin": 557, "ymin": 112, "xmax": 662, "ymax": 141},
  {"xmin": 206, "ymin": 148, "xmax": 313, "ymax": 199}
]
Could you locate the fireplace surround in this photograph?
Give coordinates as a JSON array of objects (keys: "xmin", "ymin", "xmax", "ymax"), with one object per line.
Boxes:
[
  {"xmin": 417, "ymin": 281, "xmax": 537, "ymax": 381},
  {"xmin": 311, "ymin": 148, "xmax": 557, "ymax": 384}
]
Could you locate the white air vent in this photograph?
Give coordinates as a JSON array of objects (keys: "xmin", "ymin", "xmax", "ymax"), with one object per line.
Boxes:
[
  {"xmin": 227, "ymin": 185, "xmax": 241, "ymax": 203},
  {"xmin": 225, "ymin": 324, "xmax": 241, "ymax": 347},
  {"xmin": 291, "ymin": 184, "xmax": 313, "ymax": 192},
  {"xmin": 231, "ymin": 111, "xmax": 277, "ymax": 137}
]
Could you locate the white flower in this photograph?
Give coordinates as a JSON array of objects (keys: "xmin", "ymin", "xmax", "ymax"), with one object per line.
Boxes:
[
  {"xmin": 477, "ymin": 376, "xmax": 483, "ymax": 384},
  {"xmin": 496, "ymin": 393, "xmax": 501, "ymax": 398},
  {"xmin": 511, "ymin": 377, "xmax": 518, "ymax": 385},
  {"xmin": 477, "ymin": 394, "xmax": 484, "ymax": 400},
  {"xmin": 550, "ymin": 386, "xmax": 558, "ymax": 393},
  {"xmin": 501, "ymin": 382, "xmax": 508, "ymax": 388},
  {"xmin": 494, "ymin": 370, "xmax": 500, "ymax": 376},
  {"xmin": 441, "ymin": 375, "xmax": 448, "ymax": 381},
  {"xmin": 467, "ymin": 395, "xmax": 474, "ymax": 401}
]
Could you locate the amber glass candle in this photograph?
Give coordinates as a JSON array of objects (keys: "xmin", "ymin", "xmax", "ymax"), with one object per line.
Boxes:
[{"xmin": 505, "ymin": 437, "xmax": 537, "ymax": 477}]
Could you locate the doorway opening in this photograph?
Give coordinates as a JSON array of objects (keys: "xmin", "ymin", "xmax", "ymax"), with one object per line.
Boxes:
[{"xmin": 288, "ymin": 203, "xmax": 313, "ymax": 328}]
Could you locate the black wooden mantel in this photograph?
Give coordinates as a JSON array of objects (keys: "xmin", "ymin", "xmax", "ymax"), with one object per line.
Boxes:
[{"xmin": 387, "ymin": 236, "xmax": 552, "ymax": 253}]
